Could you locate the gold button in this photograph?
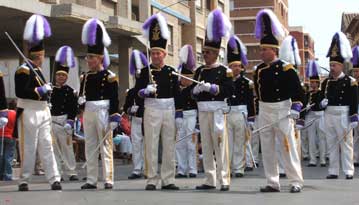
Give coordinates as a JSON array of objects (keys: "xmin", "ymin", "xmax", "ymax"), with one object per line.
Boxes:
[
  {"xmin": 277, "ymin": 98, "xmax": 281, "ymax": 101},
  {"xmin": 341, "ymin": 91, "xmax": 344, "ymax": 93},
  {"xmin": 101, "ymin": 96, "xmax": 104, "ymax": 99},
  {"xmin": 276, "ymin": 65, "xmax": 279, "ymax": 68},
  {"xmin": 101, "ymin": 83, "xmax": 104, "ymax": 86},
  {"xmin": 275, "ymin": 72, "xmax": 279, "ymax": 75},
  {"xmin": 276, "ymin": 89, "xmax": 279, "ymax": 92}
]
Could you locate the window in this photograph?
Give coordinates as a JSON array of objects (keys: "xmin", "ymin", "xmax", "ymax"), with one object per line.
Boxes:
[
  {"xmin": 304, "ymin": 36, "xmax": 309, "ymax": 48},
  {"xmin": 168, "ymin": 25, "xmax": 174, "ymax": 54},
  {"xmin": 218, "ymin": 1, "xmax": 224, "ymax": 11},
  {"xmin": 206, "ymin": 0, "xmax": 212, "ymax": 12},
  {"xmin": 196, "ymin": 0, "xmax": 202, "ymax": 8},
  {"xmin": 235, "ymin": 20, "xmax": 255, "ymax": 34},
  {"xmin": 229, "ymin": 0, "xmax": 234, "ymax": 11}
]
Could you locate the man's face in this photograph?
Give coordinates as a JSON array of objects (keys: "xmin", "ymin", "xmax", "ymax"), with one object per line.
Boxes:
[
  {"xmin": 55, "ymin": 72, "xmax": 68, "ymax": 86},
  {"xmin": 150, "ymin": 49, "xmax": 166, "ymax": 66},
  {"xmin": 352, "ymin": 69, "xmax": 359, "ymax": 79},
  {"xmin": 202, "ymin": 49, "xmax": 218, "ymax": 65},
  {"xmin": 229, "ymin": 63, "xmax": 242, "ymax": 77},
  {"xmin": 180, "ymin": 77, "xmax": 193, "ymax": 87},
  {"xmin": 259, "ymin": 47, "xmax": 276, "ymax": 63},
  {"xmin": 329, "ymin": 62, "xmax": 344, "ymax": 77},
  {"xmin": 86, "ymin": 54, "xmax": 103, "ymax": 71}
]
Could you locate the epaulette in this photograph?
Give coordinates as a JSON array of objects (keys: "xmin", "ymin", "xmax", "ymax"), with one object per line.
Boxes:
[
  {"xmin": 0, "ymin": 71, "xmax": 3, "ymax": 77},
  {"xmin": 107, "ymin": 70, "xmax": 118, "ymax": 83},
  {"xmin": 282, "ymin": 61, "xmax": 294, "ymax": 72},
  {"xmin": 15, "ymin": 64, "xmax": 30, "ymax": 75},
  {"xmin": 224, "ymin": 65, "xmax": 233, "ymax": 78},
  {"xmin": 349, "ymin": 76, "xmax": 358, "ymax": 86}
]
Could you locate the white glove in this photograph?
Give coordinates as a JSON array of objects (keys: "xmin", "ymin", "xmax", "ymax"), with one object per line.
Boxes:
[
  {"xmin": 290, "ymin": 110, "xmax": 300, "ymax": 120},
  {"xmin": 64, "ymin": 123, "xmax": 73, "ymax": 135},
  {"xmin": 110, "ymin": 121, "xmax": 118, "ymax": 130},
  {"xmin": 350, "ymin": 122, "xmax": 358, "ymax": 129},
  {"xmin": 193, "ymin": 84, "xmax": 202, "ymax": 95},
  {"xmin": 144, "ymin": 84, "xmax": 157, "ymax": 95},
  {"xmin": 130, "ymin": 105, "xmax": 139, "ymax": 114},
  {"xmin": 200, "ymin": 82, "xmax": 212, "ymax": 93},
  {"xmin": 175, "ymin": 117, "xmax": 183, "ymax": 130},
  {"xmin": 0, "ymin": 117, "xmax": 8, "ymax": 128},
  {"xmin": 44, "ymin": 83, "xmax": 53, "ymax": 92},
  {"xmin": 78, "ymin": 96, "xmax": 86, "ymax": 105},
  {"xmin": 320, "ymin": 98, "xmax": 328, "ymax": 109}
]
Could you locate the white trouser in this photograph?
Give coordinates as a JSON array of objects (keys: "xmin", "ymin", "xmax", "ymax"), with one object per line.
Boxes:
[
  {"xmin": 197, "ymin": 101, "xmax": 230, "ymax": 187},
  {"xmin": 354, "ymin": 126, "xmax": 359, "ymax": 163},
  {"xmin": 258, "ymin": 100, "xmax": 303, "ymax": 189},
  {"xmin": 306, "ymin": 111, "xmax": 326, "ymax": 164},
  {"xmin": 83, "ymin": 101, "xmax": 114, "ymax": 185},
  {"xmin": 301, "ymin": 128, "xmax": 309, "ymax": 158},
  {"xmin": 227, "ymin": 106, "xmax": 247, "ymax": 174},
  {"xmin": 17, "ymin": 99, "xmax": 60, "ymax": 185},
  {"xmin": 52, "ymin": 115, "xmax": 77, "ymax": 177},
  {"xmin": 131, "ymin": 116, "xmax": 144, "ymax": 174},
  {"xmin": 176, "ymin": 110, "xmax": 197, "ymax": 175},
  {"xmin": 324, "ymin": 106, "xmax": 354, "ymax": 175},
  {"xmin": 143, "ymin": 98, "xmax": 176, "ymax": 186}
]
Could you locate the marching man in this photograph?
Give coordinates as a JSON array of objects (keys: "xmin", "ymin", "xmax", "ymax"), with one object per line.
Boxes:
[
  {"xmin": 253, "ymin": 9, "xmax": 304, "ymax": 193},
  {"xmin": 351, "ymin": 46, "xmax": 359, "ymax": 167},
  {"xmin": 79, "ymin": 18, "xmax": 121, "ymax": 189},
  {"xmin": 225, "ymin": 35, "xmax": 255, "ymax": 178},
  {"xmin": 192, "ymin": 8, "xmax": 233, "ymax": 191},
  {"xmin": 0, "ymin": 69, "xmax": 8, "ymax": 130},
  {"xmin": 124, "ymin": 49, "xmax": 147, "ymax": 179},
  {"xmin": 51, "ymin": 46, "xmax": 79, "ymax": 181},
  {"xmin": 321, "ymin": 32, "xmax": 358, "ymax": 180},
  {"xmin": 135, "ymin": 13, "xmax": 181, "ymax": 191},
  {"xmin": 15, "ymin": 14, "xmax": 61, "ymax": 191},
  {"xmin": 175, "ymin": 45, "xmax": 198, "ymax": 178}
]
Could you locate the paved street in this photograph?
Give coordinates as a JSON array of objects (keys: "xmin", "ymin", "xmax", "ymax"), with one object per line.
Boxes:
[{"xmin": 0, "ymin": 160, "xmax": 359, "ymax": 205}]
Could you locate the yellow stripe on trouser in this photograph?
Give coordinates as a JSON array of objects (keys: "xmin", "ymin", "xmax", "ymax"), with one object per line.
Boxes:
[
  {"xmin": 224, "ymin": 115, "xmax": 231, "ymax": 184},
  {"xmin": 19, "ymin": 114, "xmax": 25, "ymax": 176},
  {"xmin": 106, "ymin": 130, "xmax": 114, "ymax": 182}
]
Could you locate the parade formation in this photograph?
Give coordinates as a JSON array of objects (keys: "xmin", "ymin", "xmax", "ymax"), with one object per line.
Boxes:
[{"xmin": 1, "ymin": 4, "xmax": 359, "ymax": 197}]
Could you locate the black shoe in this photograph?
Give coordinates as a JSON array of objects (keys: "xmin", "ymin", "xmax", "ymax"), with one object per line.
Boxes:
[
  {"xmin": 290, "ymin": 186, "xmax": 301, "ymax": 193},
  {"xmin": 69, "ymin": 175, "xmax": 79, "ymax": 181},
  {"xmin": 346, "ymin": 175, "xmax": 353, "ymax": 180},
  {"xmin": 320, "ymin": 163, "xmax": 326, "ymax": 167},
  {"xmin": 279, "ymin": 173, "xmax": 286, "ymax": 178},
  {"xmin": 81, "ymin": 183, "xmax": 97, "ymax": 189},
  {"xmin": 354, "ymin": 162, "xmax": 359, "ymax": 167},
  {"xmin": 104, "ymin": 183, "xmax": 113, "ymax": 189},
  {"xmin": 260, "ymin": 186, "xmax": 280, "ymax": 192},
  {"xmin": 51, "ymin": 181, "xmax": 62, "ymax": 190},
  {"xmin": 18, "ymin": 183, "xmax": 29, "ymax": 191},
  {"xmin": 255, "ymin": 163, "xmax": 259, "ymax": 167},
  {"xmin": 189, "ymin": 173, "xmax": 197, "ymax": 178},
  {"xmin": 161, "ymin": 184, "xmax": 179, "ymax": 190},
  {"xmin": 220, "ymin": 185, "xmax": 229, "ymax": 191},
  {"xmin": 326, "ymin": 175, "xmax": 338, "ymax": 179},
  {"xmin": 234, "ymin": 173, "xmax": 244, "ymax": 178},
  {"xmin": 145, "ymin": 184, "xmax": 156, "ymax": 190},
  {"xmin": 303, "ymin": 157, "xmax": 309, "ymax": 161},
  {"xmin": 60, "ymin": 177, "xmax": 64, "ymax": 182},
  {"xmin": 244, "ymin": 167, "xmax": 253, "ymax": 172},
  {"xmin": 128, "ymin": 173, "xmax": 142, "ymax": 180},
  {"xmin": 175, "ymin": 173, "xmax": 187, "ymax": 178},
  {"xmin": 307, "ymin": 163, "xmax": 316, "ymax": 167},
  {"xmin": 195, "ymin": 184, "xmax": 216, "ymax": 190}
]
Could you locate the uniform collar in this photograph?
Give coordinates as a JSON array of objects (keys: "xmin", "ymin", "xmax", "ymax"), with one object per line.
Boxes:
[{"xmin": 204, "ymin": 63, "xmax": 220, "ymax": 69}]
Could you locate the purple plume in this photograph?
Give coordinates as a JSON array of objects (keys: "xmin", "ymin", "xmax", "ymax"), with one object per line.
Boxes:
[
  {"xmin": 228, "ymin": 35, "xmax": 237, "ymax": 50},
  {"xmin": 87, "ymin": 19, "xmax": 98, "ymax": 46},
  {"xmin": 212, "ymin": 9, "xmax": 225, "ymax": 42},
  {"xmin": 41, "ymin": 15, "xmax": 52, "ymax": 37},
  {"xmin": 129, "ymin": 52, "xmax": 136, "ymax": 76},
  {"xmin": 140, "ymin": 52, "xmax": 148, "ymax": 68},
  {"xmin": 129, "ymin": 50, "xmax": 148, "ymax": 76},
  {"xmin": 186, "ymin": 45, "xmax": 195, "ymax": 70},
  {"xmin": 255, "ymin": 9, "xmax": 284, "ymax": 40},
  {"xmin": 142, "ymin": 14, "xmax": 157, "ymax": 30},
  {"xmin": 306, "ymin": 60, "xmax": 319, "ymax": 78},
  {"xmin": 352, "ymin": 46, "xmax": 359, "ymax": 66},
  {"xmin": 32, "ymin": 17, "xmax": 38, "ymax": 43},
  {"xmin": 241, "ymin": 51, "xmax": 248, "ymax": 66},
  {"xmin": 59, "ymin": 46, "xmax": 68, "ymax": 65}
]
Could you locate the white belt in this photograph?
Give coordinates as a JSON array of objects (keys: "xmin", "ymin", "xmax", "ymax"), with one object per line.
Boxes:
[
  {"xmin": 259, "ymin": 99, "xmax": 291, "ymax": 113},
  {"xmin": 183, "ymin": 109, "xmax": 197, "ymax": 117},
  {"xmin": 17, "ymin": 98, "xmax": 48, "ymax": 110},
  {"xmin": 52, "ymin": 114, "xmax": 67, "ymax": 125},
  {"xmin": 325, "ymin": 106, "xmax": 349, "ymax": 114},
  {"xmin": 85, "ymin": 100, "xmax": 110, "ymax": 112},
  {"xmin": 230, "ymin": 105, "xmax": 247, "ymax": 113},
  {"xmin": 144, "ymin": 98, "xmax": 175, "ymax": 110},
  {"xmin": 308, "ymin": 110, "xmax": 324, "ymax": 116},
  {"xmin": 197, "ymin": 101, "xmax": 228, "ymax": 112}
]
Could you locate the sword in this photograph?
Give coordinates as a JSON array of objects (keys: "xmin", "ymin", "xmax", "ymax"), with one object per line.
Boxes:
[
  {"xmin": 81, "ymin": 128, "xmax": 113, "ymax": 169},
  {"xmin": 327, "ymin": 127, "xmax": 353, "ymax": 155},
  {"xmin": 252, "ymin": 103, "xmax": 315, "ymax": 134},
  {"xmin": 172, "ymin": 71, "xmax": 203, "ymax": 84},
  {"xmin": 241, "ymin": 112, "xmax": 257, "ymax": 168},
  {"xmin": 5, "ymin": 32, "xmax": 46, "ymax": 85},
  {"xmin": 176, "ymin": 129, "xmax": 200, "ymax": 144}
]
